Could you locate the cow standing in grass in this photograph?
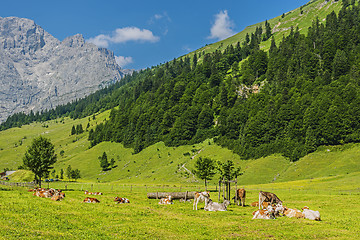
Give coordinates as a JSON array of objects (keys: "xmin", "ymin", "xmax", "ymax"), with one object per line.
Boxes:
[
  {"xmin": 258, "ymin": 191, "xmax": 282, "ymax": 210},
  {"xmin": 233, "ymin": 188, "xmax": 246, "ymax": 207},
  {"xmin": 193, "ymin": 191, "xmax": 210, "ymax": 210}
]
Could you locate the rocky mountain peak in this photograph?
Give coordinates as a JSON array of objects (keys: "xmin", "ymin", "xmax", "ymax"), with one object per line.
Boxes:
[
  {"xmin": 62, "ymin": 34, "xmax": 85, "ymax": 48},
  {"xmin": 0, "ymin": 16, "xmax": 125, "ymax": 122}
]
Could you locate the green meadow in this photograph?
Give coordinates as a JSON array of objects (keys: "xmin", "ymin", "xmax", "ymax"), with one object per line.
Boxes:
[
  {"xmin": 1, "ymin": 174, "xmax": 359, "ymax": 240},
  {"xmin": 1, "ymin": 108, "xmax": 360, "ymax": 239}
]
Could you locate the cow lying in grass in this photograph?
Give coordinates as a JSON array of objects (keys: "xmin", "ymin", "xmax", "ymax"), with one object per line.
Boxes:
[
  {"xmin": 252, "ymin": 205, "xmax": 276, "ymax": 219},
  {"xmin": 159, "ymin": 195, "xmax": 173, "ymax": 205},
  {"xmin": 302, "ymin": 206, "xmax": 321, "ymax": 221},
  {"xmin": 204, "ymin": 199, "xmax": 230, "ymax": 211},
  {"xmin": 33, "ymin": 188, "xmax": 64, "ymax": 200},
  {"xmin": 83, "ymin": 197, "xmax": 100, "ymax": 203},
  {"xmin": 114, "ymin": 197, "xmax": 130, "ymax": 204},
  {"xmin": 51, "ymin": 192, "xmax": 66, "ymax": 201},
  {"xmin": 84, "ymin": 190, "xmax": 103, "ymax": 195},
  {"xmin": 193, "ymin": 191, "xmax": 210, "ymax": 210},
  {"xmin": 281, "ymin": 207, "xmax": 304, "ymax": 219}
]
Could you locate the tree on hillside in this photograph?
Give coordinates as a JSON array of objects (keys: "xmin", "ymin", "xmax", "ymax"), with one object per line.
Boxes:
[
  {"xmin": 71, "ymin": 125, "xmax": 76, "ymax": 135},
  {"xmin": 72, "ymin": 169, "xmax": 81, "ymax": 181},
  {"xmin": 194, "ymin": 157, "xmax": 216, "ymax": 190},
  {"xmin": 99, "ymin": 152, "xmax": 110, "ymax": 171},
  {"xmin": 22, "ymin": 136, "xmax": 57, "ymax": 187},
  {"xmin": 60, "ymin": 168, "xmax": 64, "ymax": 179},
  {"xmin": 66, "ymin": 165, "xmax": 72, "ymax": 181},
  {"xmin": 110, "ymin": 158, "xmax": 116, "ymax": 168}
]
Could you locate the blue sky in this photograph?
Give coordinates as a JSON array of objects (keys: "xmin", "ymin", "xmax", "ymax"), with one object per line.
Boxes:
[{"xmin": 0, "ymin": 0, "xmax": 310, "ymax": 70}]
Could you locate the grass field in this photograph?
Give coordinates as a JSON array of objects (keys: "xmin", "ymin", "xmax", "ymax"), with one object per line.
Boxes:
[{"xmin": 1, "ymin": 174, "xmax": 359, "ymax": 240}]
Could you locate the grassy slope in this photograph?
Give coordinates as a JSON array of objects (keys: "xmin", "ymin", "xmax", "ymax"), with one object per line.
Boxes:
[
  {"xmin": 1, "ymin": 109, "xmax": 360, "ymax": 187},
  {"xmin": 186, "ymin": 0, "xmax": 341, "ymax": 60}
]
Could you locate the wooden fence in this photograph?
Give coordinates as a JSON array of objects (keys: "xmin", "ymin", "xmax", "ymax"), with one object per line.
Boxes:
[{"xmin": 0, "ymin": 181, "xmax": 35, "ymax": 188}]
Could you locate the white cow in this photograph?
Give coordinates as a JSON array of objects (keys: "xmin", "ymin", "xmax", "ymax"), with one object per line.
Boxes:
[
  {"xmin": 193, "ymin": 191, "xmax": 210, "ymax": 210},
  {"xmin": 204, "ymin": 199, "xmax": 230, "ymax": 211},
  {"xmin": 302, "ymin": 206, "xmax": 321, "ymax": 221}
]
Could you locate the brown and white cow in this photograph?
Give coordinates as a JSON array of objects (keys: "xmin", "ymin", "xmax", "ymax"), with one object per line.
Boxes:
[
  {"xmin": 233, "ymin": 188, "xmax": 246, "ymax": 207},
  {"xmin": 282, "ymin": 207, "xmax": 304, "ymax": 218},
  {"xmin": 258, "ymin": 191, "xmax": 282, "ymax": 210},
  {"xmin": 83, "ymin": 197, "xmax": 100, "ymax": 203},
  {"xmin": 84, "ymin": 190, "xmax": 103, "ymax": 195},
  {"xmin": 252, "ymin": 205, "xmax": 276, "ymax": 219},
  {"xmin": 114, "ymin": 197, "xmax": 130, "ymax": 204},
  {"xmin": 159, "ymin": 195, "xmax": 173, "ymax": 205},
  {"xmin": 193, "ymin": 191, "xmax": 210, "ymax": 210}
]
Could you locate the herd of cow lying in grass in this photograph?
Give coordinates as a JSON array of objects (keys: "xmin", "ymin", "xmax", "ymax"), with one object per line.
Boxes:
[{"xmin": 28, "ymin": 187, "xmax": 320, "ymax": 221}]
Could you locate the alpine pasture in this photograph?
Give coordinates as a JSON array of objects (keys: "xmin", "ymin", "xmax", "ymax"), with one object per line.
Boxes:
[{"xmin": 1, "ymin": 109, "xmax": 360, "ymax": 239}]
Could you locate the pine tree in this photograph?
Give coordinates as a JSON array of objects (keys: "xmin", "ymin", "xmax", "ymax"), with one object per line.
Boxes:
[{"xmin": 71, "ymin": 125, "xmax": 76, "ymax": 135}]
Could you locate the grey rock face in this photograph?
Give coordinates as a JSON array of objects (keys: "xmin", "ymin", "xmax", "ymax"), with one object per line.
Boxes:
[{"xmin": 0, "ymin": 17, "xmax": 124, "ymax": 122}]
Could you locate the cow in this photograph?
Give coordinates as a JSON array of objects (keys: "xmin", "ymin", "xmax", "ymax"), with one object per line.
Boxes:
[
  {"xmin": 114, "ymin": 197, "xmax": 130, "ymax": 204},
  {"xmin": 258, "ymin": 191, "xmax": 282, "ymax": 210},
  {"xmin": 302, "ymin": 206, "xmax": 321, "ymax": 221},
  {"xmin": 85, "ymin": 190, "xmax": 103, "ymax": 195},
  {"xmin": 193, "ymin": 191, "xmax": 210, "ymax": 210},
  {"xmin": 233, "ymin": 188, "xmax": 246, "ymax": 207},
  {"xmin": 204, "ymin": 199, "xmax": 230, "ymax": 211},
  {"xmin": 83, "ymin": 197, "xmax": 100, "ymax": 203},
  {"xmin": 274, "ymin": 204, "xmax": 285, "ymax": 217},
  {"xmin": 251, "ymin": 201, "xmax": 259, "ymax": 207},
  {"xmin": 252, "ymin": 205, "xmax": 276, "ymax": 220},
  {"xmin": 159, "ymin": 195, "xmax": 173, "ymax": 205},
  {"xmin": 282, "ymin": 207, "xmax": 304, "ymax": 218},
  {"xmin": 35, "ymin": 190, "xmax": 47, "ymax": 198}
]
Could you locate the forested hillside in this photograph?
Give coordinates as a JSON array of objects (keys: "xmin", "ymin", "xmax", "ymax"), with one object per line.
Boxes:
[{"xmin": 2, "ymin": 1, "xmax": 360, "ymax": 162}]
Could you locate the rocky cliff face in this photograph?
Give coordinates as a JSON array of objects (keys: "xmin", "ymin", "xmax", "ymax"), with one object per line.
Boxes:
[{"xmin": 0, "ymin": 17, "xmax": 124, "ymax": 122}]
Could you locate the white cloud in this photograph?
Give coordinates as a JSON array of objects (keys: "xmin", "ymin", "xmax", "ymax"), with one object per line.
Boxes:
[
  {"xmin": 149, "ymin": 12, "xmax": 171, "ymax": 25},
  {"xmin": 87, "ymin": 34, "xmax": 110, "ymax": 48},
  {"xmin": 154, "ymin": 14, "xmax": 163, "ymax": 20},
  {"xmin": 115, "ymin": 56, "xmax": 134, "ymax": 68},
  {"xmin": 87, "ymin": 27, "xmax": 159, "ymax": 47},
  {"xmin": 208, "ymin": 10, "xmax": 235, "ymax": 41}
]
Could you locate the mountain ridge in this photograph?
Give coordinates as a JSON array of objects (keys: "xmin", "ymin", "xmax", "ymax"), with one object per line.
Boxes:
[{"xmin": 0, "ymin": 16, "xmax": 125, "ymax": 122}]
